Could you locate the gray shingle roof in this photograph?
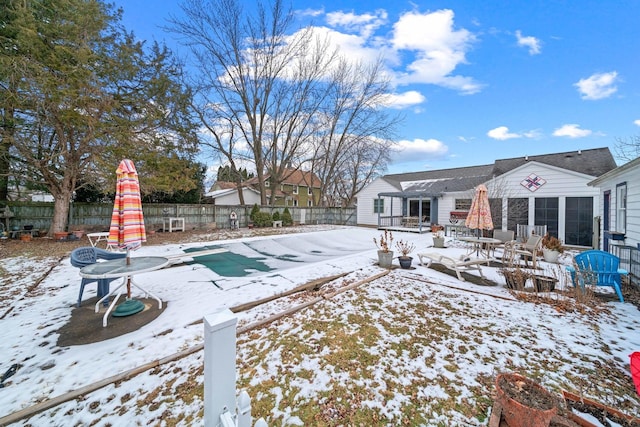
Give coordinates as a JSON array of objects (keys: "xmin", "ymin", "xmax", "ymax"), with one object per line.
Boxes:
[{"xmin": 379, "ymin": 147, "xmax": 616, "ymax": 197}]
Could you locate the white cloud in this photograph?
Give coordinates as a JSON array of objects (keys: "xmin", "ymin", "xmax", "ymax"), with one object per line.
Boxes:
[
  {"xmin": 515, "ymin": 30, "xmax": 541, "ymax": 55},
  {"xmin": 574, "ymin": 71, "xmax": 618, "ymax": 100},
  {"xmin": 383, "ymin": 91, "xmax": 426, "ymax": 109},
  {"xmin": 634, "ymin": 119, "xmax": 640, "ymax": 127},
  {"xmin": 392, "ymin": 138, "xmax": 448, "ymax": 162},
  {"xmin": 487, "ymin": 126, "xmax": 521, "ymax": 140},
  {"xmin": 300, "ymin": 8, "xmax": 481, "ymax": 96},
  {"xmin": 297, "ymin": 8, "xmax": 325, "ymax": 18},
  {"xmin": 326, "ymin": 10, "xmax": 387, "ymax": 38},
  {"xmin": 553, "ymin": 124, "xmax": 592, "ymax": 138},
  {"xmin": 390, "ymin": 9, "xmax": 481, "ymax": 94},
  {"xmin": 303, "ymin": 26, "xmax": 389, "ymax": 71}
]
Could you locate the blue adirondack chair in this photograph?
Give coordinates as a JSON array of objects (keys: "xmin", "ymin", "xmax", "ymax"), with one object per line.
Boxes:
[{"xmin": 566, "ymin": 250, "xmax": 628, "ymax": 302}]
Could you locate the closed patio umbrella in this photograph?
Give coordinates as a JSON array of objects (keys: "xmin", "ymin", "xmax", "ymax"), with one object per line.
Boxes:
[
  {"xmin": 108, "ymin": 159, "xmax": 146, "ymax": 314},
  {"xmin": 465, "ymin": 184, "xmax": 493, "ymax": 252}
]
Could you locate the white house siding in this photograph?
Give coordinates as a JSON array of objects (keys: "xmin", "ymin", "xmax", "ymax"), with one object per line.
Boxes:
[
  {"xmin": 356, "ymin": 178, "xmax": 402, "ymax": 226},
  {"xmin": 589, "ymin": 158, "xmax": 640, "ymax": 251},
  {"xmin": 488, "ymin": 162, "xmax": 600, "ymax": 244},
  {"xmin": 436, "ymin": 190, "xmax": 474, "ymax": 226}
]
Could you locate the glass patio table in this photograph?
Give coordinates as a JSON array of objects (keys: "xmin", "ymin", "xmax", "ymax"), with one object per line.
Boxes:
[
  {"xmin": 458, "ymin": 236, "xmax": 502, "ymax": 260},
  {"xmin": 80, "ymin": 256, "xmax": 169, "ymax": 327}
]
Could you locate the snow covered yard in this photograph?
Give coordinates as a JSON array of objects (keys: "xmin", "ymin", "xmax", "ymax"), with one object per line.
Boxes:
[{"xmin": 1, "ymin": 226, "xmax": 639, "ymax": 426}]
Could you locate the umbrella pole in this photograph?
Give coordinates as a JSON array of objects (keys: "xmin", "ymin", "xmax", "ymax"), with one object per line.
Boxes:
[{"xmin": 126, "ymin": 248, "xmax": 131, "ymax": 298}]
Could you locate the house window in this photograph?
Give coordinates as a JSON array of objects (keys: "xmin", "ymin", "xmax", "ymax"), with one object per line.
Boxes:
[
  {"xmin": 280, "ymin": 184, "xmax": 284, "ymax": 191},
  {"xmin": 507, "ymin": 198, "xmax": 528, "ymax": 232},
  {"xmin": 616, "ymin": 183, "xmax": 627, "ymax": 233},
  {"xmin": 293, "ymin": 185, "xmax": 299, "ymax": 195},
  {"xmin": 455, "ymin": 199, "xmax": 472, "ymax": 210},
  {"xmin": 565, "ymin": 197, "xmax": 593, "ymax": 246},
  {"xmin": 534, "ymin": 197, "xmax": 558, "ymax": 237},
  {"xmin": 307, "ymin": 200, "xmax": 312, "ymax": 207},
  {"xmin": 308, "ymin": 187, "xmax": 312, "ymax": 195},
  {"xmin": 293, "ymin": 199, "xmax": 298, "ymax": 207},
  {"xmin": 374, "ymin": 198, "xmax": 384, "ymax": 214},
  {"xmin": 265, "ymin": 180, "xmax": 270, "ymax": 187}
]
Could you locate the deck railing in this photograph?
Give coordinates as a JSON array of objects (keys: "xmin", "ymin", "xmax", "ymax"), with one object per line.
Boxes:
[{"xmin": 609, "ymin": 244, "xmax": 640, "ymax": 286}]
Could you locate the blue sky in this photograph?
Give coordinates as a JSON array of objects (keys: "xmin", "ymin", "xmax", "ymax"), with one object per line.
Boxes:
[{"xmin": 113, "ymin": 0, "xmax": 640, "ymax": 174}]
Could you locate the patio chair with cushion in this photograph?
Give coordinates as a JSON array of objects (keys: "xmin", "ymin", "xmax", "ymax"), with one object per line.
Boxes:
[{"xmin": 70, "ymin": 247, "xmax": 126, "ymax": 307}]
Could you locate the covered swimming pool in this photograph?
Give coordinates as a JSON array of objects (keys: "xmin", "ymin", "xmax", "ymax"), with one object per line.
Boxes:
[{"xmin": 182, "ymin": 228, "xmax": 402, "ymax": 277}]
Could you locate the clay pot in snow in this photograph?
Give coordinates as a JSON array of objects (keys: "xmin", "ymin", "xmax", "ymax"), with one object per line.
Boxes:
[{"xmin": 495, "ymin": 373, "xmax": 557, "ymax": 427}]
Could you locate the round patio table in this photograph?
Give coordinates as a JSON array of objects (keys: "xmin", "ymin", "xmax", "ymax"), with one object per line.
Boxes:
[
  {"xmin": 80, "ymin": 256, "xmax": 169, "ymax": 327},
  {"xmin": 458, "ymin": 236, "xmax": 501, "ymax": 260}
]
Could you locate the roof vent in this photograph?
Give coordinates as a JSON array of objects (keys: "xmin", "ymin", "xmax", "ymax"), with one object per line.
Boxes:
[
  {"xmin": 578, "ymin": 150, "xmax": 582, "ymax": 155},
  {"xmin": 525, "ymin": 155, "xmax": 528, "ymax": 161}
]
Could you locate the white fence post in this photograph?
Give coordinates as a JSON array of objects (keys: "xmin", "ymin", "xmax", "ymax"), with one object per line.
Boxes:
[{"xmin": 204, "ymin": 309, "xmax": 238, "ymax": 427}]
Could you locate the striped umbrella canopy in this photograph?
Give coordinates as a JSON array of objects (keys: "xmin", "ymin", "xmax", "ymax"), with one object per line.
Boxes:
[
  {"xmin": 465, "ymin": 184, "xmax": 493, "ymax": 236},
  {"xmin": 108, "ymin": 159, "xmax": 146, "ymax": 254}
]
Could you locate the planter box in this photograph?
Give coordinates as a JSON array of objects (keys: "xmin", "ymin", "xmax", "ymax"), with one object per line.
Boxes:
[
  {"xmin": 532, "ymin": 275, "xmax": 557, "ymax": 292},
  {"xmin": 433, "ymin": 237, "xmax": 445, "ymax": 248}
]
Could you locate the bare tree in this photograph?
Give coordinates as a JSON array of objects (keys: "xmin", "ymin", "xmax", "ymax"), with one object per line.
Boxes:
[
  {"xmin": 171, "ymin": 0, "xmax": 324, "ymax": 205},
  {"xmin": 614, "ymin": 135, "xmax": 640, "ymax": 163},
  {"xmin": 172, "ymin": 0, "xmax": 400, "ymax": 206},
  {"xmin": 308, "ymin": 57, "xmax": 399, "ymax": 206}
]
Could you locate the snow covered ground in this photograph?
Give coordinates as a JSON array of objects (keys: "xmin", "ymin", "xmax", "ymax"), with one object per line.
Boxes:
[{"xmin": 1, "ymin": 226, "xmax": 639, "ymax": 426}]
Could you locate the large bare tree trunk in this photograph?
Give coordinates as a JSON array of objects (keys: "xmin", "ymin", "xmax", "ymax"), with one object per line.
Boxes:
[{"xmin": 50, "ymin": 192, "xmax": 72, "ymax": 235}]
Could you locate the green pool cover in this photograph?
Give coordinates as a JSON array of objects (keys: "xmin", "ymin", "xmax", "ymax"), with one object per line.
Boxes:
[{"xmin": 184, "ymin": 245, "xmax": 274, "ymax": 277}]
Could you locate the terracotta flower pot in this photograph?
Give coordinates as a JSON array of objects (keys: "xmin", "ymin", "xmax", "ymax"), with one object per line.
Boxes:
[
  {"xmin": 495, "ymin": 373, "xmax": 557, "ymax": 427},
  {"xmin": 54, "ymin": 232, "xmax": 68, "ymax": 241}
]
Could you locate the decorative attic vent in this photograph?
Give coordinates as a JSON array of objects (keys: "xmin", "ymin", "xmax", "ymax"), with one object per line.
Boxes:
[{"xmin": 521, "ymin": 173, "xmax": 546, "ymax": 192}]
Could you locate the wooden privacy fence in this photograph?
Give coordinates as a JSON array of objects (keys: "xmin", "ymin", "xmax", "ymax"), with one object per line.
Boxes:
[{"xmin": 1, "ymin": 202, "xmax": 356, "ymax": 232}]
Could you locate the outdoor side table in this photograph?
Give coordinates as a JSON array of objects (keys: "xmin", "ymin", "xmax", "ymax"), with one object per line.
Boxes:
[
  {"xmin": 87, "ymin": 232, "xmax": 118, "ymax": 250},
  {"xmin": 80, "ymin": 256, "xmax": 169, "ymax": 327},
  {"xmin": 163, "ymin": 217, "xmax": 185, "ymax": 232}
]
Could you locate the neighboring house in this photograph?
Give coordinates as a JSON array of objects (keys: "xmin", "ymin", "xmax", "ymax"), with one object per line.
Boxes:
[
  {"xmin": 261, "ymin": 168, "xmax": 322, "ymax": 207},
  {"xmin": 205, "ymin": 168, "xmax": 322, "ymax": 207},
  {"xmin": 356, "ymin": 148, "xmax": 617, "ymax": 248},
  {"xmin": 588, "ymin": 156, "xmax": 640, "ymax": 252},
  {"xmin": 204, "ymin": 184, "xmax": 262, "ymax": 206}
]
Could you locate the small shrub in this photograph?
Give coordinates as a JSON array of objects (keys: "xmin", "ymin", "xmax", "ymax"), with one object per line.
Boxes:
[
  {"xmin": 282, "ymin": 207, "xmax": 293, "ymax": 226},
  {"xmin": 541, "ymin": 233, "xmax": 564, "ymax": 253},
  {"xmin": 272, "ymin": 211, "xmax": 281, "ymax": 221},
  {"xmin": 253, "ymin": 212, "xmax": 273, "ymax": 227},
  {"xmin": 250, "ymin": 204, "xmax": 260, "ymax": 223}
]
